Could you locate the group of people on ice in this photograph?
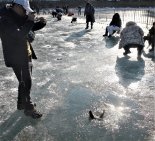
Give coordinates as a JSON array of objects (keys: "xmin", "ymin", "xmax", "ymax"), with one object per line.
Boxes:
[
  {"xmin": 50, "ymin": 2, "xmax": 154, "ymax": 60},
  {"xmin": 103, "ymin": 12, "xmax": 154, "ymax": 59},
  {"xmin": 51, "ymin": 5, "xmax": 74, "ymax": 21},
  {"xmin": 84, "ymin": 2, "xmax": 154, "ymax": 60},
  {"xmin": 0, "ymin": 0, "xmax": 154, "ymax": 120}
]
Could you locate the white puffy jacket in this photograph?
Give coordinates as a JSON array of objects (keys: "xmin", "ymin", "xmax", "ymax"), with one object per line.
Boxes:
[{"xmin": 119, "ymin": 21, "xmax": 144, "ymax": 49}]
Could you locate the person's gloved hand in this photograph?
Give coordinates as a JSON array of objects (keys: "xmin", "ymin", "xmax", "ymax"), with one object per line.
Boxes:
[
  {"xmin": 36, "ymin": 17, "xmax": 47, "ymax": 24},
  {"xmin": 39, "ymin": 17, "xmax": 47, "ymax": 23},
  {"xmin": 27, "ymin": 12, "xmax": 35, "ymax": 21}
]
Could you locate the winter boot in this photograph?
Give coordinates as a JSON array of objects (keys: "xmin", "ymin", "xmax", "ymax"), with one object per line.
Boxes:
[
  {"xmin": 123, "ymin": 50, "xmax": 131, "ymax": 55},
  {"xmin": 103, "ymin": 27, "xmax": 108, "ymax": 36},
  {"xmin": 108, "ymin": 35, "xmax": 112, "ymax": 38},
  {"xmin": 24, "ymin": 103, "xmax": 42, "ymax": 119},
  {"xmin": 91, "ymin": 23, "xmax": 93, "ymax": 29},
  {"xmin": 85, "ymin": 23, "xmax": 89, "ymax": 29}
]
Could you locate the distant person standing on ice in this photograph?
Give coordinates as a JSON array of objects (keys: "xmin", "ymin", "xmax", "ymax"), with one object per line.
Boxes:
[
  {"xmin": 78, "ymin": 6, "xmax": 81, "ymax": 16},
  {"xmin": 103, "ymin": 13, "xmax": 122, "ymax": 38},
  {"xmin": 0, "ymin": 0, "xmax": 42, "ymax": 118},
  {"xmin": 84, "ymin": 2, "xmax": 95, "ymax": 29},
  {"xmin": 119, "ymin": 21, "xmax": 144, "ymax": 60}
]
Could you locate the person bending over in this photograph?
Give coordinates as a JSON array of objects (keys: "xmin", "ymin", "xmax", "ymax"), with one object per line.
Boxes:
[{"xmin": 119, "ymin": 21, "xmax": 144, "ymax": 60}]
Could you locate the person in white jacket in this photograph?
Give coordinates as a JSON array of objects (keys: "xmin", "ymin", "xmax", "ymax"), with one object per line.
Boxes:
[{"xmin": 119, "ymin": 21, "xmax": 144, "ymax": 59}]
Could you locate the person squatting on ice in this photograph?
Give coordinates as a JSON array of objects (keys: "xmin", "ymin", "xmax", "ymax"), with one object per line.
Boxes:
[
  {"xmin": 119, "ymin": 21, "xmax": 144, "ymax": 60},
  {"xmin": 103, "ymin": 13, "xmax": 122, "ymax": 38},
  {"xmin": 0, "ymin": 0, "xmax": 46, "ymax": 119},
  {"xmin": 84, "ymin": 2, "xmax": 95, "ymax": 29},
  {"xmin": 143, "ymin": 22, "xmax": 155, "ymax": 52},
  {"xmin": 57, "ymin": 12, "xmax": 62, "ymax": 21}
]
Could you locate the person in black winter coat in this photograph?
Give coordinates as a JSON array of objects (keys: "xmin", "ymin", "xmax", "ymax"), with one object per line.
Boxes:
[
  {"xmin": 51, "ymin": 10, "xmax": 57, "ymax": 17},
  {"xmin": 144, "ymin": 22, "xmax": 155, "ymax": 52},
  {"xmin": 0, "ymin": 0, "xmax": 45, "ymax": 119},
  {"xmin": 103, "ymin": 13, "xmax": 122, "ymax": 38},
  {"xmin": 84, "ymin": 2, "xmax": 95, "ymax": 29}
]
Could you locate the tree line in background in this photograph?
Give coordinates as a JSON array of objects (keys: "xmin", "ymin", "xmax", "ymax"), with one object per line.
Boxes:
[{"xmin": 0, "ymin": 0, "xmax": 154, "ymax": 9}]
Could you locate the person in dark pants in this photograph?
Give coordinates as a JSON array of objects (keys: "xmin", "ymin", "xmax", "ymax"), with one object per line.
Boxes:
[
  {"xmin": 119, "ymin": 21, "xmax": 144, "ymax": 60},
  {"xmin": 0, "ymin": 0, "xmax": 43, "ymax": 119},
  {"xmin": 84, "ymin": 2, "xmax": 95, "ymax": 29},
  {"xmin": 144, "ymin": 22, "xmax": 155, "ymax": 52}
]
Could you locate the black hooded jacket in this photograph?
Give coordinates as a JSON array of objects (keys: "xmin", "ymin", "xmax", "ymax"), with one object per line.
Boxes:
[{"xmin": 0, "ymin": 6, "xmax": 34, "ymax": 67}]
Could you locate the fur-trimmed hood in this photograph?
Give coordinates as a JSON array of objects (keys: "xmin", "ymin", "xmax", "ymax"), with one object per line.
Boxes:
[{"xmin": 126, "ymin": 21, "xmax": 136, "ymax": 27}]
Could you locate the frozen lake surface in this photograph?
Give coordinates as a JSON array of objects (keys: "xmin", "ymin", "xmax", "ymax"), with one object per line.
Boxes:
[{"xmin": 0, "ymin": 9, "xmax": 155, "ymax": 141}]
